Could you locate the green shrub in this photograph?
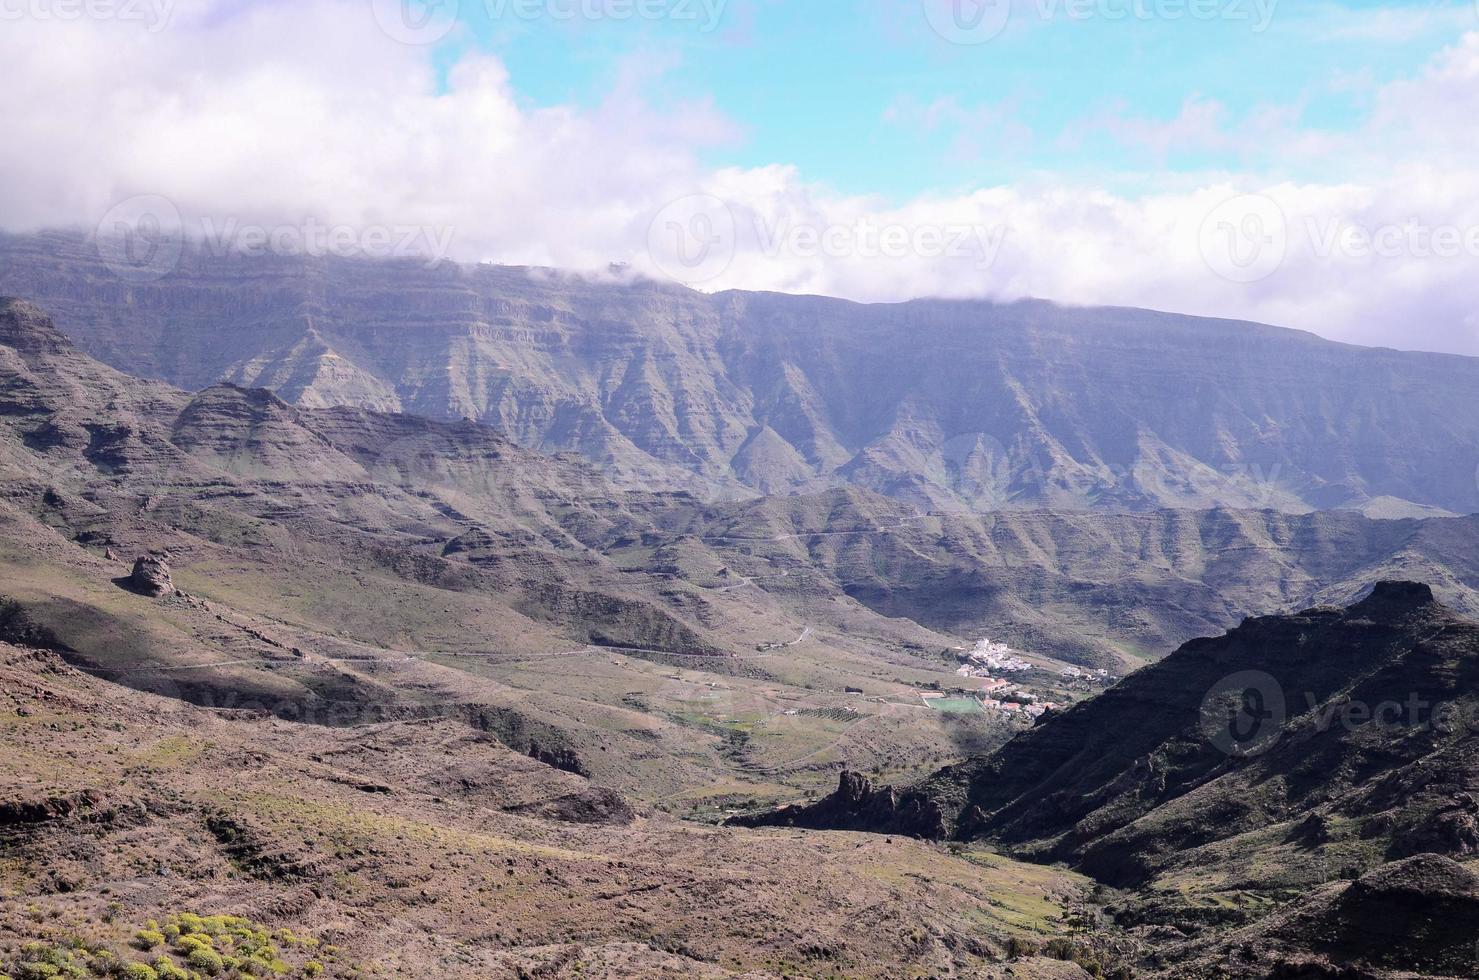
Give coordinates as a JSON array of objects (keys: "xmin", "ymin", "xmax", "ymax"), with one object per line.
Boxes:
[
  {"xmin": 303, "ymin": 963, "xmax": 324, "ymax": 977},
  {"xmin": 131, "ymin": 932, "xmax": 164, "ymax": 953},
  {"xmin": 117, "ymin": 965, "xmax": 157, "ymax": 980},
  {"xmin": 172, "ymin": 936, "xmax": 212, "ymax": 958},
  {"xmin": 19, "ymin": 947, "xmax": 63, "ymax": 968},
  {"xmin": 88, "ymin": 948, "xmax": 119, "ymax": 973},
  {"xmin": 185, "ymin": 947, "xmax": 224, "ymax": 976},
  {"xmin": 150, "ymin": 959, "xmax": 191, "ymax": 980},
  {"xmin": 1005, "ymin": 935, "xmax": 1039, "ymax": 959}
]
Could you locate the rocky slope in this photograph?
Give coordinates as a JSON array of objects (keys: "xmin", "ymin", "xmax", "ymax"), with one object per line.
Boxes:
[
  {"xmin": 8, "ymin": 294, "xmax": 1479, "ymax": 681},
  {"xmin": 744, "ymin": 582, "xmax": 1479, "ymax": 975},
  {"xmin": 652, "ymin": 489, "xmax": 1479, "ymax": 666},
  {"xmin": 6, "ymin": 231, "xmax": 1479, "ymax": 514},
  {"xmin": 0, "ymin": 296, "xmax": 1030, "ymax": 808},
  {"xmin": 0, "ymin": 642, "xmax": 1102, "ymax": 980}
]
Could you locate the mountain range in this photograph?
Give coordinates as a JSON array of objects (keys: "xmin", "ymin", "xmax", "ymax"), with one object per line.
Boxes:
[
  {"xmin": 6, "ymin": 289, "xmax": 1479, "ymax": 680},
  {"xmin": 6, "ymin": 249, "xmax": 1479, "ymax": 975},
  {"xmin": 5, "ymin": 231, "xmax": 1479, "ymax": 516}
]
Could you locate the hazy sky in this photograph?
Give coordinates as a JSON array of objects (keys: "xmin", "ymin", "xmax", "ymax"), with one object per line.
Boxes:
[{"xmin": 5, "ymin": 0, "xmax": 1479, "ymax": 354}]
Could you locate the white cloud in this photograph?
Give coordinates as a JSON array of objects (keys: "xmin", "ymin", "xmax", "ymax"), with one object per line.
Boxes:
[{"xmin": 2, "ymin": 1, "xmax": 1479, "ymax": 355}]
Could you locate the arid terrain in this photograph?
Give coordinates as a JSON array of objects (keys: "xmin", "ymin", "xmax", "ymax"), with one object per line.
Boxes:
[
  {"xmin": 1, "ymin": 641, "xmax": 1107, "ymax": 979},
  {"xmin": 3, "ymin": 265, "xmax": 1479, "ymax": 978},
  {"xmin": 6, "ymin": 233, "xmax": 1479, "ymax": 515}
]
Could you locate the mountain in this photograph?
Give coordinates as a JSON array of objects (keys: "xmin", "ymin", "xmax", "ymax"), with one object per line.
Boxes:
[
  {"xmin": 1, "ymin": 295, "xmax": 1053, "ymax": 811},
  {"xmin": 9, "ymin": 292, "xmax": 1479, "ymax": 683},
  {"xmin": 9, "ymin": 293, "xmax": 1479, "ymax": 974},
  {"xmin": 6, "ymin": 231, "xmax": 1479, "ymax": 515},
  {"xmin": 741, "ymin": 582, "xmax": 1479, "ymax": 976},
  {"xmin": 0, "ymin": 297, "xmax": 1120, "ymax": 978},
  {"xmin": 649, "ymin": 490, "xmax": 1479, "ymax": 666}
]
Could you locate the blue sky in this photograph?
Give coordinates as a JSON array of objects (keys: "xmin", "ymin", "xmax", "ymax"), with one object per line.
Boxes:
[
  {"xmin": 7, "ymin": 0, "xmax": 1479, "ymax": 353},
  {"xmin": 463, "ymin": 0, "xmax": 1476, "ymax": 199}
]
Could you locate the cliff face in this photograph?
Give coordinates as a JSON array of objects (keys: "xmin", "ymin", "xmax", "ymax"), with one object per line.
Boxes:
[
  {"xmin": 664, "ymin": 489, "xmax": 1479, "ymax": 666},
  {"xmin": 6, "ymin": 232, "xmax": 1479, "ymax": 514},
  {"xmin": 729, "ymin": 770, "xmax": 947, "ymax": 838},
  {"xmin": 10, "ymin": 294, "xmax": 1479, "ymax": 672}
]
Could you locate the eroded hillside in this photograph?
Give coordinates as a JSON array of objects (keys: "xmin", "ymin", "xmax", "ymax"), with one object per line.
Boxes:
[{"xmin": 6, "ymin": 234, "xmax": 1479, "ymax": 515}]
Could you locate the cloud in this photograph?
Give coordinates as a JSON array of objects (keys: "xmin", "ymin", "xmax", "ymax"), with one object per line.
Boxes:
[
  {"xmin": 0, "ymin": 0, "xmax": 733, "ymax": 269},
  {"xmin": 1304, "ymin": 1, "xmax": 1477, "ymax": 44},
  {"xmin": 2, "ymin": 1, "xmax": 1479, "ymax": 356}
]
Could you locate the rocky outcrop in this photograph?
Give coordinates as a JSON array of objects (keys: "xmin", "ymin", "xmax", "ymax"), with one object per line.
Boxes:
[
  {"xmin": 1267, "ymin": 855, "xmax": 1479, "ymax": 977},
  {"xmin": 507, "ymin": 787, "xmax": 635, "ymax": 827},
  {"xmin": 528, "ymin": 741, "xmax": 589, "ymax": 778},
  {"xmin": 127, "ymin": 555, "xmax": 174, "ymax": 597},
  {"xmin": 525, "ymin": 583, "xmax": 726, "ymax": 658},
  {"xmin": 0, "ymin": 789, "xmax": 103, "ymax": 828},
  {"xmin": 1392, "ymin": 805, "xmax": 1479, "ymax": 859},
  {"xmin": 204, "ymin": 811, "xmax": 327, "ymax": 882},
  {"xmin": 0, "ymin": 297, "xmax": 72, "ymax": 355},
  {"xmin": 728, "ymin": 770, "xmax": 947, "ymax": 839}
]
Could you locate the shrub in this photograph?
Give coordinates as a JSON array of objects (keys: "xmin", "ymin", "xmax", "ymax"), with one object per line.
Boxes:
[
  {"xmin": 184, "ymin": 948, "xmax": 224, "ymax": 977},
  {"xmin": 117, "ymin": 965, "xmax": 157, "ymax": 980},
  {"xmin": 303, "ymin": 963, "xmax": 324, "ymax": 977},
  {"xmin": 131, "ymin": 933, "xmax": 164, "ymax": 953},
  {"xmin": 1005, "ymin": 935, "xmax": 1039, "ymax": 959},
  {"xmin": 150, "ymin": 959, "xmax": 191, "ymax": 980},
  {"xmin": 19, "ymin": 947, "xmax": 62, "ymax": 967}
]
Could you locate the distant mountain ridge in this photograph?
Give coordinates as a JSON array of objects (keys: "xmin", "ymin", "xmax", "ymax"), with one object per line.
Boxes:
[{"xmin": 5, "ymin": 231, "xmax": 1479, "ymax": 515}]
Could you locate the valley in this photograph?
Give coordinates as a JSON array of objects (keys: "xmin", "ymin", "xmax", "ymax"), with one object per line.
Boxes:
[{"xmin": 2, "ymin": 277, "xmax": 1478, "ymax": 978}]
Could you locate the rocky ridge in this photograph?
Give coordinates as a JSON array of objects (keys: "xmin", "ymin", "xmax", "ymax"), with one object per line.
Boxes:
[{"xmin": 6, "ymin": 233, "xmax": 1479, "ymax": 515}]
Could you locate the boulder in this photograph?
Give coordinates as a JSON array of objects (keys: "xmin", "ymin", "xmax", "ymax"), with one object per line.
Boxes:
[{"xmin": 128, "ymin": 555, "xmax": 174, "ymax": 597}]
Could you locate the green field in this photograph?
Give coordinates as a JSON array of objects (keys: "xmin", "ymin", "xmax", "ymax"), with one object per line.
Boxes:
[{"xmin": 925, "ymin": 697, "xmax": 984, "ymax": 714}]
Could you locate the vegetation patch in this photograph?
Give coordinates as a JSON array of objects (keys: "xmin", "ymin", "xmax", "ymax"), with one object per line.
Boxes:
[{"xmin": 2, "ymin": 912, "xmax": 339, "ymax": 980}]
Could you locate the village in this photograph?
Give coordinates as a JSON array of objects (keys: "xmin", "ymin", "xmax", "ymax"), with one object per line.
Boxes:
[{"xmin": 914, "ymin": 637, "xmax": 1117, "ymax": 720}]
